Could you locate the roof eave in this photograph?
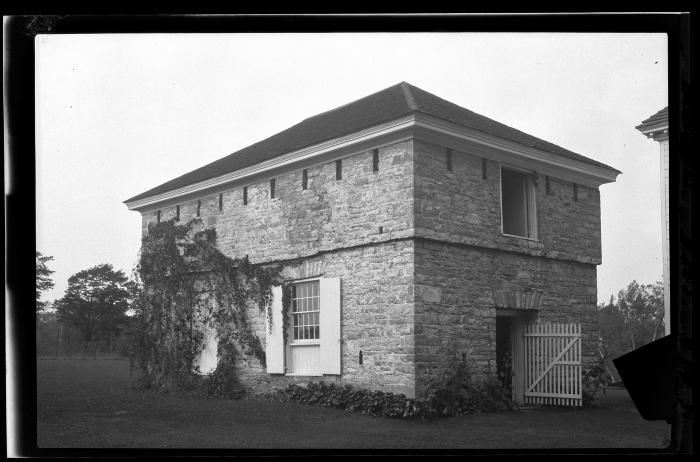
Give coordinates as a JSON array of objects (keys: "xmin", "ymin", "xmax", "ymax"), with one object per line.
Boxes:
[
  {"xmin": 125, "ymin": 114, "xmax": 620, "ymax": 212},
  {"xmin": 413, "ymin": 113, "xmax": 620, "ymax": 186},
  {"xmin": 124, "ymin": 114, "xmax": 418, "ymax": 211}
]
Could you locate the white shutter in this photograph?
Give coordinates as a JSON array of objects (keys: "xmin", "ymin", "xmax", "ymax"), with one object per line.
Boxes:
[
  {"xmin": 193, "ymin": 324, "xmax": 218, "ymax": 375},
  {"xmin": 320, "ymin": 277, "xmax": 341, "ymax": 375},
  {"xmin": 265, "ymin": 286, "xmax": 285, "ymax": 373}
]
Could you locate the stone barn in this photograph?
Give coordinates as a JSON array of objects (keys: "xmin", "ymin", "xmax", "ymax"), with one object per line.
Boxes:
[{"xmin": 124, "ymin": 82, "xmax": 620, "ymax": 404}]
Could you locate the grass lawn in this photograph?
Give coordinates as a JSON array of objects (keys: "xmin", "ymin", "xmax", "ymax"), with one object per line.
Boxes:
[{"xmin": 36, "ymin": 359, "xmax": 670, "ymax": 450}]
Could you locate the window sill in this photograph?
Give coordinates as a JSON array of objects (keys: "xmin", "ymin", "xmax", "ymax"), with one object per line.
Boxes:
[
  {"xmin": 289, "ymin": 341, "xmax": 320, "ymax": 346},
  {"xmin": 501, "ymin": 232, "xmax": 540, "ymax": 242},
  {"xmin": 285, "ymin": 372, "xmax": 323, "ymax": 377}
]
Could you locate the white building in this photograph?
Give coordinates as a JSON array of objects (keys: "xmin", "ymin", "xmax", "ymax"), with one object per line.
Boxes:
[{"xmin": 635, "ymin": 107, "xmax": 670, "ymax": 337}]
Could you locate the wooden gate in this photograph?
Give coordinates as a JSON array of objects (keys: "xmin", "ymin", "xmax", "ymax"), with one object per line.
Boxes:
[{"xmin": 523, "ymin": 322, "xmax": 582, "ymax": 407}]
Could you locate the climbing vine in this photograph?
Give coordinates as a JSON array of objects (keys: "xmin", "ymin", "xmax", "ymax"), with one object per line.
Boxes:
[
  {"xmin": 128, "ymin": 218, "xmax": 284, "ymax": 397},
  {"xmin": 281, "ymin": 283, "xmax": 293, "ymax": 347}
]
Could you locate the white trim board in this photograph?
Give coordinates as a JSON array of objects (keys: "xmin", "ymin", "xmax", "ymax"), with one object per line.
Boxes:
[{"xmin": 125, "ymin": 114, "xmax": 620, "ymax": 212}]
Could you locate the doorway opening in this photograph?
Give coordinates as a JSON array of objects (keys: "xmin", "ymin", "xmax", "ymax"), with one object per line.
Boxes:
[
  {"xmin": 495, "ymin": 308, "xmax": 538, "ymax": 404},
  {"xmin": 496, "ymin": 316, "xmax": 513, "ymax": 393}
]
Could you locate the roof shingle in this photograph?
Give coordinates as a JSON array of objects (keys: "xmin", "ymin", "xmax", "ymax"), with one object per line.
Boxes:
[
  {"xmin": 636, "ymin": 106, "xmax": 669, "ymax": 132},
  {"xmin": 126, "ymin": 82, "xmax": 617, "ymax": 203}
]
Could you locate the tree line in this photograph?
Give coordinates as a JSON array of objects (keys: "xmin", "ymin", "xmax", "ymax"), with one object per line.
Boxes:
[
  {"xmin": 37, "ymin": 251, "xmax": 666, "ymax": 368},
  {"xmin": 36, "ymin": 252, "xmax": 137, "ymax": 359},
  {"xmin": 596, "ymin": 280, "xmax": 666, "ymax": 383}
]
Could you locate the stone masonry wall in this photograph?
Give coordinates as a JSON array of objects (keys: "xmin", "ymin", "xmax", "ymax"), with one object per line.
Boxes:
[
  {"xmin": 413, "ymin": 138, "xmax": 602, "ymax": 396},
  {"xmin": 413, "ymin": 138, "xmax": 602, "ymax": 264},
  {"xmin": 414, "ymin": 239, "xmax": 598, "ymax": 396},
  {"xmin": 177, "ymin": 240, "xmax": 416, "ymax": 396},
  {"xmin": 141, "ymin": 141, "xmax": 418, "ymax": 396},
  {"xmin": 142, "ymin": 140, "xmax": 414, "ymax": 259},
  {"xmin": 139, "ymin": 135, "xmax": 607, "ymax": 399}
]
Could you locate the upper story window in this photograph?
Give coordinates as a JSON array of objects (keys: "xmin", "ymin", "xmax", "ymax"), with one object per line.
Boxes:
[{"xmin": 501, "ymin": 166, "xmax": 537, "ymax": 239}]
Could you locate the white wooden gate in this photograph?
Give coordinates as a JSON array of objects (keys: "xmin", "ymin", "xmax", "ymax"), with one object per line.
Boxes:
[{"xmin": 523, "ymin": 323, "xmax": 582, "ymax": 407}]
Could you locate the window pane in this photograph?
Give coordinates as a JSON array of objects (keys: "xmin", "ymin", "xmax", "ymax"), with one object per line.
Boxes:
[
  {"xmin": 502, "ymin": 169, "xmax": 529, "ymax": 237},
  {"xmin": 291, "ymin": 281, "xmax": 321, "ymax": 340}
]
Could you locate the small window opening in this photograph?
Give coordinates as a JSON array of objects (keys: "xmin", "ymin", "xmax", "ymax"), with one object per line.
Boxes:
[
  {"xmin": 270, "ymin": 179, "xmax": 276, "ymax": 199},
  {"xmin": 372, "ymin": 148, "xmax": 379, "ymax": 172},
  {"xmin": 482, "ymin": 158, "xmax": 488, "ymax": 180},
  {"xmin": 176, "ymin": 205, "xmax": 180, "ymax": 221},
  {"xmin": 336, "ymin": 159, "xmax": 342, "ymax": 180},
  {"xmin": 446, "ymin": 148, "xmax": 453, "ymax": 172},
  {"xmin": 243, "ymin": 187, "xmax": 248, "ymax": 205},
  {"xmin": 197, "ymin": 200, "xmax": 201, "ymax": 217},
  {"xmin": 546, "ymin": 176, "xmax": 552, "ymax": 195},
  {"xmin": 302, "ymin": 169, "xmax": 308, "ymax": 190},
  {"xmin": 573, "ymin": 183, "xmax": 578, "ymax": 202},
  {"xmin": 501, "ymin": 167, "xmax": 537, "ymax": 239},
  {"xmin": 218, "ymin": 193, "xmax": 223, "ymax": 211},
  {"xmin": 156, "ymin": 210, "xmax": 161, "ymax": 223}
]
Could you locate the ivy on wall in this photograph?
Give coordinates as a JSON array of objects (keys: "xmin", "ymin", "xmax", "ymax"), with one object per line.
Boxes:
[
  {"xmin": 127, "ymin": 218, "xmax": 518, "ymax": 415},
  {"xmin": 128, "ymin": 218, "xmax": 284, "ymax": 397},
  {"xmin": 281, "ymin": 283, "xmax": 293, "ymax": 348}
]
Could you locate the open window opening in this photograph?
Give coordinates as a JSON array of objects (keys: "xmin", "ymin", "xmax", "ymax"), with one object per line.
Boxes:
[{"xmin": 501, "ymin": 167, "xmax": 537, "ymax": 239}]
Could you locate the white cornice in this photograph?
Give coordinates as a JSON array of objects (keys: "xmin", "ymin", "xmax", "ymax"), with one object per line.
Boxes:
[
  {"xmin": 638, "ymin": 123, "xmax": 669, "ymax": 142},
  {"xmin": 413, "ymin": 113, "xmax": 620, "ymax": 187},
  {"xmin": 125, "ymin": 113, "xmax": 620, "ymax": 211},
  {"xmin": 125, "ymin": 115, "xmax": 417, "ymax": 211}
]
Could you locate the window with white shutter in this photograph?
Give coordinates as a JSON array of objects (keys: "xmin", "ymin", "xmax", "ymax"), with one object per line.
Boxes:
[
  {"xmin": 319, "ymin": 277, "xmax": 341, "ymax": 375},
  {"xmin": 266, "ymin": 278, "xmax": 341, "ymax": 376},
  {"xmin": 265, "ymin": 286, "xmax": 285, "ymax": 373}
]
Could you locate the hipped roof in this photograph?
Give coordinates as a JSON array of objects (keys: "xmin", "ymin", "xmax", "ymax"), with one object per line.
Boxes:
[{"xmin": 126, "ymin": 82, "xmax": 617, "ymax": 203}]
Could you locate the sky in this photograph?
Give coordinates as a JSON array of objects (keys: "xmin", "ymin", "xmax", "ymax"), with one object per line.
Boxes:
[{"xmin": 34, "ymin": 32, "xmax": 668, "ymax": 306}]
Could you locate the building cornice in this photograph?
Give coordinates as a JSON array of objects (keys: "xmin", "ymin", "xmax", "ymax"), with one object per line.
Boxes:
[
  {"xmin": 125, "ymin": 113, "xmax": 620, "ymax": 211},
  {"xmin": 637, "ymin": 122, "xmax": 669, "ymax": 143},
  {"xmin": 412, "ymin": 113, "xmax": 620, "ymax": 188},
  {"xmin": 125, "ymin": 115, "xmax": 417, "ymax": 211}
]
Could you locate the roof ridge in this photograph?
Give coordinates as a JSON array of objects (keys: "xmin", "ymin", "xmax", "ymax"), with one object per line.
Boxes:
[
  {"xmin": 302, "ymin": 82, "xmax": 408, "ymax": 122},
  {"xmin": 399, "ymin": 81, "xmax": 418, "ymax": 111}
]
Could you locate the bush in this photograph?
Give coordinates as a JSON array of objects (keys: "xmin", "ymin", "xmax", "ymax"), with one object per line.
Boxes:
[
  {"xmin": 421, "ymin": 359, "xmax": 517, "ymax": 416},
  {"xmin": 261, "ymin": 359, "xmax": 516, "ymax": 419},
  {"xmin": 581, "ymin": 356, "xmax": 613, "ymax": 407},
  {"xmin": 263, "ymin": 382, "xmax": 432, "ymax": 419}
]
